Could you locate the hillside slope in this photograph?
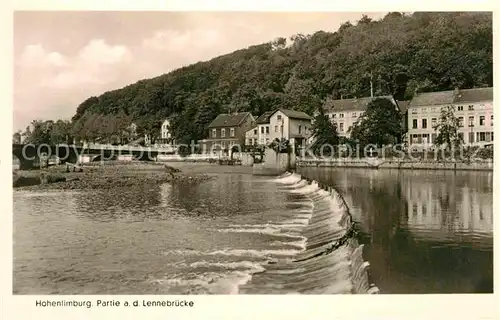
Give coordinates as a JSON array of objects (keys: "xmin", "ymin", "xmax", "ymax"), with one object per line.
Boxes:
[{"xmin": 70, "ymin": 12, "xmax": 492, "ymax": 144}]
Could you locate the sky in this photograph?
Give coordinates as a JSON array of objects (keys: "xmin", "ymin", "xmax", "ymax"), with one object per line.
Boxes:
[{"xmin": 13, "ymin": 11, "xmax": 388, "ymax": 131}]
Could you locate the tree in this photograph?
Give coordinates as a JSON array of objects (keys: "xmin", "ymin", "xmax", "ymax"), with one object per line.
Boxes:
[
  {"xmin": 350, "ymin": 98, "xmax": 403, "ymax": 147},
  {"xmin": 310, "ymin": 105, "xmax": 339, "ymax": 156},
  {"xmin": 433, "ymin": 105, "xmax": 462, "ymax": 150},
  {"xmin": 12, "ymin": 131, "xmax": 22, "ymax": 144}
]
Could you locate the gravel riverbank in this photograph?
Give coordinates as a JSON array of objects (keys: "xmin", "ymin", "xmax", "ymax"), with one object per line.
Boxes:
[{"xmin": 13, "ymin": 161, "xmax": 215, "ymax": 191}]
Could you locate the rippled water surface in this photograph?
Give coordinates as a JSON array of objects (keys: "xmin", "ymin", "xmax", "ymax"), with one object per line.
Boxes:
[
  {"xmin": 297, "ymin": 167, "xmax": 493, "ymax": 293},
  {"xmin": 14, "ymin": 165, "xmax": 492, "ymax": 294},
  {"xmin": 14, "ymin": 167, "xmax": 374, "ymax": 294}
]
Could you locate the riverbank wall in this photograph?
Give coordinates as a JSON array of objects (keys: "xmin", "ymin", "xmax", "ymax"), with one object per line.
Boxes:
[
  {"xmin": 252, "ymin": 149, "xmax": 291, "ymax": 175},
  {"xmin": 296, "ymin": 158, "xmax": 493, "ymax": 171}
]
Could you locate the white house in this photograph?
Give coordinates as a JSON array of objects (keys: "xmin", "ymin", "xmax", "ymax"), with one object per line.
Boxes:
[
  {"xmin": 407, "ymin": 87, "xmax": 493, "ymax": 147},
  {"xmin": 254, "ymin": 111, "xmax": 273, "ymax": 146},
  {"xmin": 267, "ymin": 109, "xmax": 313, "ymax": 147},
  {"xmin": 160, "ymin": 119, "xmax": 172, "ymax": 144},
  {"xmin": 321, "ymin": 95, "xmax": 401, "ymax": 139},
  {"xmin": 245, "ymin": 125, "xmax": 259, "ymax": 146}
]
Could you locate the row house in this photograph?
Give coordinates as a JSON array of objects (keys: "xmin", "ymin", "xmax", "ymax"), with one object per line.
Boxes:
[
  {"xmin": 245, "ymin": 109, "xmax": 313, "ymax": 147},
  {"xmin": 407, "ymin": 87, "xmax": 493, "ymax": 147},
  {"xmin": 321, "ymin": 95, "xmax": 402, "ymax": 139},
  {"xmin": 202, "ymin": 112, "xmax": 254, "ymax": 156}
]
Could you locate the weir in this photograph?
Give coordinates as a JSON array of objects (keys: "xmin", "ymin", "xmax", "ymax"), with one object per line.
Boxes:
[{"xmin": 241, "ymin": 172, "xmax": 379, "ymax": 294}]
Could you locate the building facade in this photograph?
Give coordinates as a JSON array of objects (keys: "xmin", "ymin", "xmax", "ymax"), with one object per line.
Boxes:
[
  {"xmin": 160, "ymin": 119, "xmax": 172, "ymax": 143},
  {"xmin": 203, "ymin": 112, "xmax": 255, "ymax": 156},
  {"xmin": 322, "ymin": 95, "xmax": 401, "ymax": 139},
  {"xmin": 245, "ymin": 126, "xmax": 259, "ymax": 146},
  {"xmin": 267, "ymin": 109, "xmax": 313, "ymax": 146},
  {"xmin": 407, "ymin": 87, "xmax": 493, "ymax": 147},
  {"xmin": 255, "ymin": 111, "xmax": 273, "ymax": 146}
]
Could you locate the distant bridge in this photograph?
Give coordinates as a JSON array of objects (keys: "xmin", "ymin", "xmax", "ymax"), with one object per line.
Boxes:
[{"xmin": 12, "ymin": 144, "xmax": 177, "ymax": 170}]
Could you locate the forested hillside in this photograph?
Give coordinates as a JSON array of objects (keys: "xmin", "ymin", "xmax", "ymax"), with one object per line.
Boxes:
[{"xmin": 70, "ymin": 12, "xmax": 492, "ymax": 145}]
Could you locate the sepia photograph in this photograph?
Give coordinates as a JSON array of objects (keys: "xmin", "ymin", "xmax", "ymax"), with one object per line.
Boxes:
[{"xmin": 12, "ymin": 11, "xmax": 493, "ymax": 297}]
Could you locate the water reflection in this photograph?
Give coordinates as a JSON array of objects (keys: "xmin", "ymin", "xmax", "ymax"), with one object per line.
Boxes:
[{"xmin": 296, "ymin": 167, "xmax": 493, "ymax": 293}]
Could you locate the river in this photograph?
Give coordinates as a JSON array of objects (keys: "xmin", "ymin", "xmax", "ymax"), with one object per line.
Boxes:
[
  {"xmin": 13, "ymin": 165, "xmax": 493, "ymax": 294},
  {"xmin": 297, "ymin": 167, "xmax": 493, "ymax": 293}
]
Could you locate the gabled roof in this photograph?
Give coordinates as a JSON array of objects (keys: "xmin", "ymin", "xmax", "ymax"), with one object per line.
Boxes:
[
  {"xmin": 408, "ymin": 87, "xmax": 493, "ymax": 108},
  {"xmin": 255, "ymin": 111, "xmax": 273, "ymax": 124},
  {"xmin": 208, "ymin": 112, "xmax": 252, "ymax": 128},
  {"xmin": 271, "ymin": 109, "xmax": 312, "ymax": 120},
  {"xmin": 408, "ymin": 90, "xmax": 455, "ymax": 108},
  {"xmin": 323, "ymin": 95, "xmax": 398, "ymax": 112},
  {"xmin": 454, "ymin": 87, "xmax": 493, "ymax": 104}
]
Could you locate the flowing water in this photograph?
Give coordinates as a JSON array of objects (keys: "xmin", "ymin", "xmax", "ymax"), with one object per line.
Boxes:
[
  {"xmin": 13, "ymin": 165, "xmax": 492, "ymax": 294},
  {"xmin": 297, "ymin": 167, "xmax": 493, "ymax": 293},
  {"xmin": 13, "ymin": 168, "xmax": 374, "ymax": 294}
]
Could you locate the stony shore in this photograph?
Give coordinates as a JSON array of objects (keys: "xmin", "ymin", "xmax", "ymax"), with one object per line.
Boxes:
[{"xmin": 13, "ymin": 161, "xmax": 215, "ymax": 191}]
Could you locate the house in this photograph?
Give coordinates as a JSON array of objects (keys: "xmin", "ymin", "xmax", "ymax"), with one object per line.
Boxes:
[
  {"xmin": 203, "ymin": 112, "xmax": 255, "ymax": 156},
  {"xmin": 322, "ymin": 95, "xmax": 401, "ymax": 139},
  {"xmin": 407, "ymin": 87, "xmax": 493, "ymax": 147},
  {"xmin": 159, "ymin": 119, "xmax": 172, "ymax": 144},
  {"xmin": 267, "ymin": 109, "xmax": 313, "ymax": 147},
  {"xmin": 255, "ymin": 111, "xmax": 273, "ymax": 146},
  {"xmin": 245, "ymin": 125, "xmax": 259, "ymax": 146}
]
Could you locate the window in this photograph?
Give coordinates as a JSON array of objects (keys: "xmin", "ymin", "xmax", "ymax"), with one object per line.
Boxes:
[
  {"xmin": 261, "ymin": 127, "xmax": 264, "ymax": 134},
  {"xmin": 480, "ymin": 116, "xmax": 485, "ymax": 126},
  {"xmin": 469, "ymin": 132, "xmax": 474, "ymax": 143},
  {"xmin": 221, "ymin": 141, "xmax": 226, "ymax": 149},
  {"xmin": 469, "ymin": 116, "xmax": 474, "ymax": 127},
  {"xmin": 491, "ymin": 115, "xmax": 494, "ymax": 126},
  {"xmin": 266, "ymin": 126, "xmax": 269, "ymax": 134},
  {"xmin": 352, "ymin": 112, "xmax": 357, "ymax": 118},
  {"xmin": 230, "ymin": 128, "xmax": 235, "ymax": 137},
  {"xmin": 277, "ymin": 115, "xmax": 282, "ymax": 121},
  {"xmin": 485, "ymin": 132, "xmax": 491, "ymax": 142},
  {"xmin": 478, "ymin": 132, "xmax": 486, "ymax": 142},
  {"xmin": 212, "ymin": 129, "xmax": 216, "ymax": 138},
  {"xmin": 339, "ymin": 113, "xmax": 344, "ymax": 118},
  {"xmin": 423, "ymin": 134, "xmax": 429, "ymax": 143},
  {"xmin": 332, "ymin": 114, "xmax": 336, "ymax": 118},
  {"xmin": 411, "ymin": 108, "xmax": 418, "ymax": 114},
  {"xmin": 431, "ymin": 133, "xmax": 437, "ymax": 143},
  {"xmin": 431, "ymin": 107, "xmax": 437, "ymax": 112},
  {"xmin": 457, "ymin": 106, "xmax": 464, "ymax": 111},
  {"xmin": 339, "ymin": 123, "xmax": 344, "ymax": 132},
  {"xmin": 221, "ymin": 129, "xmax": 226, "ymax": 138},
  {"xmin": 298, "ymin": 125, "xmax": 302, "ymax": 134},
  {"xmin": 468, "ymin": 105, "xmax": 474, "ymax": 111},
  {"xmin": 254, "ymin": 129, "xmax": 257, "ymax": 135},
  {"xmin": 422, "ymin": 119, "xmax": 427, "ymax": 129},
  {"xmin": 458, "ymin": 117, "xmax": 464, "ymax": 127},
  {"xmin": 412, "ymin": 119, "xmax": 418, "ymax": 129},
  {"xmin": 274, "ymin": 126, "xmax": 278, "ymax": 133}
]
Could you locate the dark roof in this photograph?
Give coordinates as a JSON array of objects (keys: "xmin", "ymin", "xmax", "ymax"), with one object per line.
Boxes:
[
  {"xmin": 408, "ymin": 87, "xmax": 493, "ymax": 108},
  {"xmin": 408, "ymin": 90, "xmax": 455, "ymax": 108},
  {"xmin": 208, "ymin": 112, "xmax": 252, "ymax": 128},
  {"xmin": 323, "ymin": 95, "xmax": 397, "ymax": 112},
  {"xmin": 454, "ymin": 87, "xmax": 493, "ymax": 103},
  {"xmin": 272, "ymin": 109, "xmax": 312, "ymax": 120},
  {"xmin": 255, "ymin": 111, "xmax": 273, "ymax": 124},
  {"xmin": 397, "ymin": 100, "xmax": 410, "ymax": 114}
]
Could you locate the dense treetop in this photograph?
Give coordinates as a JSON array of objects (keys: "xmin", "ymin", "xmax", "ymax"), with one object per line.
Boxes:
[{"xmin": 69, "ymin": 12, "xmax": 492, "ymax": 145}]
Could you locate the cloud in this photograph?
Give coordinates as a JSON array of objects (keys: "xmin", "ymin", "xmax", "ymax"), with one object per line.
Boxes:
[
  {"xmin": 14, "ymin": 12, "xmax": 388, "ymax": 131},
  {"xmin": 79, "ymin": 39, "xmax": 132, "ymax": 64}
]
